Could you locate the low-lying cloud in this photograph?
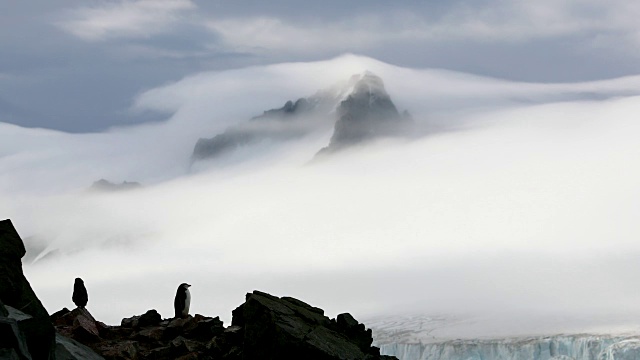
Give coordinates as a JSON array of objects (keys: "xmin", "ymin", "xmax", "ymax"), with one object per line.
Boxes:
[{"xmin": 3, "ymin": 56, "xmax": 640, "ymax": 334}]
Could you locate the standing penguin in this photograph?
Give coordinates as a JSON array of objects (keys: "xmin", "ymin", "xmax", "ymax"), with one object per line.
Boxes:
[
  {"xmin": 72, "ymin": 278, "xmax": 88, "ymax": 308},
  {"xmin": 174, "ymin": 283, "xmax": 191, "ymax": 318}
]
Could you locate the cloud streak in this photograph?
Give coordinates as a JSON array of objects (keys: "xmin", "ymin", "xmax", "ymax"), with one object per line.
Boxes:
[
  {"xmin": 57, "ymin": 0, "xmax": 196, "ymax": 41},
  {"xmin": 205, "ymin": 1, "xmax": 640, "ymax": 56}
]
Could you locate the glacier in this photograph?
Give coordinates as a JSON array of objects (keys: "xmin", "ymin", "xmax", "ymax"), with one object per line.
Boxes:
[
  {"xmin": 378, "ymin": 335, "xmax": 640, "ymax": 360},
  {"xmin": 369, "ymin": 315, "xmax": 640, "ymax": 360}
]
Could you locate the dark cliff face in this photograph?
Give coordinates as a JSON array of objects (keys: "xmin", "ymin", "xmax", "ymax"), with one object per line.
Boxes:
[
  {"xmin": 191, "ymin": 72, "xmax": 412, "ymax": 163},
  {"xmin": 192, "ymin": 88, "xmax": 337, "ymax": 162},
  {"xmin": 319, "ymin": 72, "xmax": 410, "ymax": 155},
  {"xmin": 0, "ymin": 219, "xmax": 56, "ymax": 360}
]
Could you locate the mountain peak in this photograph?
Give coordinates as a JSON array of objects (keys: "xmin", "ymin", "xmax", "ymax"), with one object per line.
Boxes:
[
  {"xmin": 317, "ymin": 72, "xmax": 411, "ymax": 155},
  {"xmin": 192, "ymin": 72, "xmax": 411, "ymax": 163}
]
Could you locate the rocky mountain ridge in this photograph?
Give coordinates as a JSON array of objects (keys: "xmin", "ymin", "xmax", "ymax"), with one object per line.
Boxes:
[{"xmin": 192, "ymin": 72, "xmax": 411, "ymax": 163}]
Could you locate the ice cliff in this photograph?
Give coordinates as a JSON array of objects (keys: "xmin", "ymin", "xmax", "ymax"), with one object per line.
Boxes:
[
  {"xmin": 379, "ymin": 335, "xmax": 640, "ymax": 360},
  {"xmin": 368, "ymin": 315, "xmax": 640, "ymax": 360},
  {"xmin": 377, "ymin": 334, "xmax": 640, "ymax": 360}
]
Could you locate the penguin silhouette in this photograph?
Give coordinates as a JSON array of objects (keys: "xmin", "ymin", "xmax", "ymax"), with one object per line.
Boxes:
[
  {"xmin": 174, "ymin": 283, "xmax": 191, "ymax": 318},
  {"xmin": 72, "ymin": 278, "xmax": 88, "ymax": 308}
]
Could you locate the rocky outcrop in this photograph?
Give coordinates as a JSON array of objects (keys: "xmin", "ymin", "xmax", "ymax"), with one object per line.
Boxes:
[
  {"xmin": 232, "ymin": 290, "xmax": 394, "ymax": 360},
  {"xmin": 0, "ymin": 301, "xmax": 33, "ymax": 360},
  {"xmin": 0, "ymin": 219, "xmax": 55, "ymax": 360},
  {"xmin": 3, "ymin": 219, "xmax": 395, "ymax": 360},
  {"xmin": 51, "ymin": 292, "xmax": 395, "ymax": 360},
  {"xmin": 317, "ymin": 72, "xmax": 411, "ymax": 155},
  {"xmin": 89, "ymin": 179, "xmax": 142, "ymax": 192},
  {"xmin": 192, "ymin": 72, "xmax": 411, "ymax": 163},
  {"xmin": 192, "ymin": 95, "xmax": 333, "ymax": 162},
  {"xmin": 55, "ymin": 333, "xmax": 106, "ymax": 360}
]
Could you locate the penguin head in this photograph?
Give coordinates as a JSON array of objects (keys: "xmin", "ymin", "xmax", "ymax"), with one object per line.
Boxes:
[
  {"xmin": 180, "ymin": 283, "xmax": 191, "ymax": 289},
  {"xmin": 75, "ymin": 278, "xmax": 84, "ymax": 284}
]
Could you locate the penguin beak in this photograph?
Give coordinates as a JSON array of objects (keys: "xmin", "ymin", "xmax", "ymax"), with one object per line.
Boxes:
[{"xmin": 186, "ymin": 284, "xmax": 191, "ymax": 287}]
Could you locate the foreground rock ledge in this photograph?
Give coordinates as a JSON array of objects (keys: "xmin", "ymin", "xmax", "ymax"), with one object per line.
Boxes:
[
  {"xmin": 1, "ymin": 218, "xmax": 396, "ymax": 360},
  {"xmin": 51, "ymin": 290, "xmax": 396, "ymax": 360}
]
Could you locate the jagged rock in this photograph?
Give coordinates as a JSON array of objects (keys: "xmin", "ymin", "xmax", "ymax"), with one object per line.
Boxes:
[
  {"xmin": 138, "ymin": 310, "xmax": 162, "ymax": 328},
  {"xmin": 318, "ymin": 72, "xmax": 411, "ymax": 155},
  {"xmin": 192, "ymin": 88, "xmax": 335, "ymax": 162},
  {"xmin": 0, "ymin": 299, "xmax": 8, "ymax": 317},
  {"xmin": 134, "ymin": 327, "xmax": 165, "ymax": 343},
  {"xmin": 51, "ymin": 308, "xmax": 71, "ymax": 326},
  {"xmin": 170, "ymin": 336, "xmax": 202, "ymax": 354},
  {"xmin": 55, "ymin": 334, "xmax": 105, "ymax": 360},
  {"xmin": 97, "ymin": 340, "xmax": 139, "ymax": 360},
  {"xmin": 0, "ymin": 308, "xmax": 32, "ymax": 360},
  {"xmin": 6, "ymin": 220, "xmax": 391, "ymax": 360},
  {"xmin": 72, "ymin": 312, "xmax": 101, "ymax": 342},
  {"xmin": 184, "ymin": 315, "xmax": 224, "ymax": 341},
  {"xmin": 52, "ymin": 307, "xmax": 102, "ymax": 343},
  {"xmin": 121, "ymin": 310, "xmax": 161, "ymax": 330},
  {"xmin": 145, "ymin": 345, "xmax": 172, "ymax": 359},
  {"xmin": 192, "ymin": 71, "xmax": 411, "ymax": 164},
  {"xmin": 163, "ymin": 316, "xmax": 196, "ymax": 340},
  {"xmin": 232, "ymin": 290, "xmax": 392, "ymax": 360},
  {"xmin": 120, "ymin": 315, "xmax": 140, "ymax": 329},
  {"xmin": 336, "ymin": 313, "xmax": 373, "ymax": 352},
  {"xmin": 0, "ymin": 219, "xmax": 55, "ymax": 360}
]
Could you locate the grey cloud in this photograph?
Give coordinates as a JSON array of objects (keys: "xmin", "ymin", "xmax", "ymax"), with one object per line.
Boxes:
[{"xmin": 55, "ymin": 0, "xmax": 197, "ymax": 42}]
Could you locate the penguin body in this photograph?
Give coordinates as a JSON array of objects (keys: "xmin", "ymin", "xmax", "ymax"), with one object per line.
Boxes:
[
  {"xmin": 174, "ymin": 283, "xmax": 191, "ymax": 318},
  {"xmin": 72, "ymin": 278, "xmax": 88, "ymax": 308}
]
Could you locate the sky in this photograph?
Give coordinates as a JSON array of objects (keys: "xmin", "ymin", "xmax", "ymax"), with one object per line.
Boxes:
[
  {"xmin": 2, "ymin": 0, "xmax": 640, "ymax": 338},
  {"xmin": 3, "ymin": 0, "xmax": 640, "ymax": 131}
]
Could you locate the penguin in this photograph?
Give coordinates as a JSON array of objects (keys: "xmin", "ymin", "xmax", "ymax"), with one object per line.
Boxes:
[
  {"xmin": 174, "ymin": 283, "xmax": 191, "ymax": 318},
  {"xmin": 72, "ymin": 277, "xmax": 88, "ymax": 308}
]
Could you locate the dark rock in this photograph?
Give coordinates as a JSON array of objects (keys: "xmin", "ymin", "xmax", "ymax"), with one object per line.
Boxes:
[
  {"xmin": 72, "ymin": 312, "xmax": 100, "ymax": 342},
  {"xmin": 120, "ymin": 315, "xmax": 140, "ymax": 329},
  {"xmin": 191, "ymin": 75, "xmax": 355, "ymax": 163},
  {"xmin": 0, "ymin": 220, "xmax": 55, "ymax": 360},
  {"xmin": 0, "ymin": 348, "xmax": 21, "ymax": 360},
  {"xmin": 337, "ymin": 313, "xmax": 374, "ymax": 352},
  {"xmin": 184, "ymin": 315, "xmax": 224, "ymax": 341},
  {"xmin": 192, "ymin": 72, "xmax": 411, "ymax": 165},
  {"xmin": 145, "ymin": 345, "xmax": 172, "ymax": 359},
  {"xmin": 0, "ymin": 299, "xmax": 9, "ymax": 317},
  {"xmin": 235, "ymin": 290, "xmax": 394, "ymax": 360},
  {"xmin": 138, "ymin": 310, "xmax": 162, "ymax": 328},
  {"xmin": 134, "ymin": 327, "xmax": 165, "ymax": 343},
  {"xmin": 175, "ymin": 353, "xmax": 199, "ymax": 360},
  {"xmin": 55, "ymin": 333, "xmax": 105, "ymax": 360},
  {"xmin": 90, "ymin": 179, "xmax": 142, "ymax": 192},
  {"xmin": 170, "ymin": 336, "xmax": 202, "ymax": 354},
  {"xmin": 96, "ymin": 340, "xmax": 139, "ymax": 360},
  {"xmin": 318, "ymin": 72, "xmax": 411, "ymax": 155},
  {"xmin": 47, "ymin": 290, "xmax": 396, "ymax": 360},
  {"xmin": 51, "ymin": 308, "xmax": 71, "ymax": 326},
  {"xmin": 0, "ymin": 316, "xmax": 32, "ymax": 360}
]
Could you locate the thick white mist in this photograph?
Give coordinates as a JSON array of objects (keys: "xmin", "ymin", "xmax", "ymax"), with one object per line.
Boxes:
[{"xmin": 2, "ymin": 55, "xmax": 640, "ymax": 332}]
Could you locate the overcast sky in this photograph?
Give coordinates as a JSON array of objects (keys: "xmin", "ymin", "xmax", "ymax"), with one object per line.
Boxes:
[
  {"xmin": 3, "ymin": 1, "xmax": 640, "ymax": 336},
  {"xmin": 2, "ymin": 0, "xmax": 640, "ymax": 131}
]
